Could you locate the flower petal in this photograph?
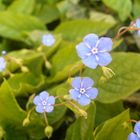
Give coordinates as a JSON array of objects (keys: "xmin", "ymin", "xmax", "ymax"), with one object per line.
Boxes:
[
  {"xmin": 97, "ymin": 52, "xmax": 112, "ymax": 66},
  {"xmin": 47, "ymin": 96, "xmax": 55, "ymax": 105},
  {"xmin": 82, "ymin": 55, "xmax": 98, "ymax": 69},
  {"xmin": 98, "ymin": 37, "xmax": 113, "ymax": 52},
  {"xmin": 72, "ymin": 77, "xmax": 81, "ymax": 89},
  {"xmin": 86, "ymin": 88, "xmax": 98, "ymax": 99},
  {"xmin": 78, "ymin": 95, "xmax": 91, "ymax": 106},
  {"xmin": 136, "ymin": 19, "xmax": 140, "ymax": 28},
  {"xmin": 33, "ymin": 96, "xmax": 41, "ymax": 105},
  {"xmin": 36, "ymin": 105, "xmax": 44, "ymax": 113},
  {"xmin": 39, "ymin": 91, "xmax": 49, "ymax": 100},
  {"xmin": 76, "ymin": 43, "xmax": 91, "ymax": 59},
  {"xmin": 69, "ymin": 89, "xmax": 79, "ymax": 100},
  {"xmin": 81, "ymin": 77, "xmax": 94, "ymax": 88},
  {"xmin": 83, "ymin": 34, "xmax": 99, "ymax": 48},
  {"xmin": 134, "ymin": 121, "xmax": 140, "ymax": 137},
  {"xmin": 42, "ymin": 34, "xmax": 55, "ymax": 46},
  {"xmin": 45, "ymin": 106, "xmax": 54, "ymax": 113},
  {"xmin": 128, "ymin": 132, "xmax": 140, "ymax": 140}
]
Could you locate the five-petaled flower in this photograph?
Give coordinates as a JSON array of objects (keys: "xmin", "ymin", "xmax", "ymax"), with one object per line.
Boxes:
[
  {"xmin": 128, "ymin": 121, "xmax": 140, "ymax": 140},
  {"xmin": 0, "ymin": 57, "xmax": 6, "ymax": 72},
  {"xmin": 69, "ymin": 77, "xmax": 98, "ymax": 106},
  {"xmin": 42, "ymin": 34, "xmax": 55, "ymax": 46},
  {"xmin": 132, "ymin": 18, "xmax": 140, "ymax": 36},
  {"xmin": 76, "ymin": 33, "xmax": 113, "ymax": 69},
  {"xmin": 33, "ymin": 91, "xmax": 55, "ymax": 113}
]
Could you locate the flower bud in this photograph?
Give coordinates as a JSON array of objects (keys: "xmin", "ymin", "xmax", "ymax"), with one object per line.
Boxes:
[
  {"xmin": 45, "ymin": 61, "xmax": 52, "ymax": 69},
  {"xmin": 22, "ymin": 117, "xmax": 30, "ymax": 127},
  {"xmin": 102, "ymin": 66, "xmax": 115, "ymax": 79},
  {"xmin": 44, "ymin": 125, "xmax": 53, "ymax": 139},
  {"xmin": 21, "ymin": 66, "xmax": 29, "ymax": 73},
  {"xmin": 0, "ymin": 127, "xmax": 5, "ymax": 139}
]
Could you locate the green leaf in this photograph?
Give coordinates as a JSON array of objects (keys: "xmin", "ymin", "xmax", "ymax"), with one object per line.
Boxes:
[
  {"xmin": 94, "ymin": 110, "xmax": 132, "ymax": 140},
  {"xmin": 102, "ymin": 0, "xmax": 132, "ymax": 21},
  {"xmin": 132, "ymin": 0, "xmax": 140, "ymax": 19},
  {"xmin": 0, "ymin": 11, "xmax": 45, "ymax": 41},
  {"xmin": 65, "ymin": 103, "xmax": 96, "ymax": 140},
  {"xmin": 35, "ymin": 4, "xmax": 60, "ymax": 24},
  {"xmin": 55, "ymin": 19, "xmax": 116, "ymax": 40},
  {"xmin": 0, "ymin": 80, "xmax": 26, "ymax": 125},
  {"xmin": 83, "ymin": 52, "xmax": 140, "ymax": 103},
  {"xmin": 8, "ymin": 0, "xmax": 35, "ymax": 14},
  {"xmin": 95, "ymin": 101, "xmax": 124, "ymax": 126}
]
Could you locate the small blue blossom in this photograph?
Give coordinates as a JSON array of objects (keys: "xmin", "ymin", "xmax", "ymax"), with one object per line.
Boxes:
[
  {"xmin": 69, "ymin": 77, "xmax": 98, "ymax": 106},
  {"xmin": 33, "ymin": 91, "xmax": 55, "ymax": 113},
  {"xmin": 133, "ymin": 18, "xmax": 140, "ymax": 36},
  {"xmin": 42, "ymin": 34, "xmax": 55, "ymax": 46},
  {"xmin": 1, "ymin": 50, "xmax": 6, "ymax": 55},
  {"xmin": 128, "ymin": 121, "xmax": 140, "ymax": 140},
  {"xmin": 0, "ymin": 57, "xmax": 6, "ymax": 72},
  {"xmin": 76, "ymin": 33, "xmax": 113, "ymax": 69}
]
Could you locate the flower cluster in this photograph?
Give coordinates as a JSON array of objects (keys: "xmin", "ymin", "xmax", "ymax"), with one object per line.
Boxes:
[
  {"xmin": 128, "ymin": 121, "xmax": 140, "ymax": 140},
  {"xmin": 69, "ymin": 77, "xmax": 98, "ymax": 106},
  {"xmin": 76, "ymin": 34, "xmax": 113, "ymax": 69},
  {"xmin": 34, "ymin": 33, "xmax": 113, "ymax": 112},
  {"xmin": 33, "ymin": 91, "xmax": 55, "ymax": 113}
]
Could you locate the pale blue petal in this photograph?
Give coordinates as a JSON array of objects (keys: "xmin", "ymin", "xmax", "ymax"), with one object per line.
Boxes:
[
  {"xmin": 72, "ymin": 77, "xmax": 81, "ymax": 89},
  {"xmin": 0, "ymin": 57, "xmax": 6, "ymax": 71},
  {"xmin": 136, "ymin": 19, "xmax": 140, "ymax": 28},
  {"xmin": 83, "ymin": 34, "xmax": 99, "ymax": 48},
  {"xmin": 137, "ymin": 30, "xmax": 140, "ymax": 36},
  {"xmin": 76, "ymin": 42, "xmax": 91, "ymax": 59},
  {"xmin": 42, "ymin": 34, "xmax": 55, "ymax": 46},
  {"xmin": 98, "ymin": 37, "xmax": 113, "ymax": 52},
  {"xmin": 128, "ymin": 132, "xmax": 140, "ymax": 140},
  {"xmin": 82, "ymin": 55, "xmax": 98, "ymax": 69},
  {"xmin": 36, "ymin": 105, "xmax": 44, "ymax": 113},
  {"xmin": 78, "ymin": 95, "xmax": 91, "ymax": 106},
  {"xmin": 39, "ymin": 91, "xmax": 49, "ymax": 100},
  {"xmin": 47, "ymin": 96, "xmax": 55, "ymax": 105},
  {"xmin": 69, "ymin": 89, "xmax": 79, "ymax": 100},
  {"xmin": 97, "ymin": 52, "xmax": 112, "ymax": 66},
  {"xmin": 33, "ymin": 96, "xmax": 41, "ymax": 105},
  {"xmin": 46, "ymin": 106, "xmax": 54, "ymax": 113},
  {"xmin": 86, "ymin": 88, "xmax": 98, "ymax": 99},
  {"xmin": 134, "ymin": 121, "xmax": 140, "ymax": 137},
  {"xmin": 81, "ymin": 77, "xmax": 94, "ymax": 88}
]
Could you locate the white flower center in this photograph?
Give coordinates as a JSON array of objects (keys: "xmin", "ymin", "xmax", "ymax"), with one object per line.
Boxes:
[
  {"xmin": 80, "ymin": 88, "xmax": 86, "ymax": 94},
  {"xmin": 91, "ymin": 48, "xmax": 98, "ymax": 54},
  {"xmin": 42, "ymin": 100, "xmax": 47, "ymax": 106}
]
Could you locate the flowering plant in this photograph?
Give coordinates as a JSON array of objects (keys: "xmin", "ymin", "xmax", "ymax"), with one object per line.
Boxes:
[{"xmin": 0, "ymin": 0, "xmax": 140, "ymax": 140}]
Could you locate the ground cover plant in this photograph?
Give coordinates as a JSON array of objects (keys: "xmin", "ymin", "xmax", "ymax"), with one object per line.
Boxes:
[{"xmin": 0, "ymin": 0, "xmax": 140, "ymax": 140}]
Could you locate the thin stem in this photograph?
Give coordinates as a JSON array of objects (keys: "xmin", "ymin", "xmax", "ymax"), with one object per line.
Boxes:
[
  {"xmin": 128, "ymin": 119, "xmax": 137, "ymax": 123},
  {"xmin": 43, "ymin": 112, "xmax": 49, "ymax": 126}
]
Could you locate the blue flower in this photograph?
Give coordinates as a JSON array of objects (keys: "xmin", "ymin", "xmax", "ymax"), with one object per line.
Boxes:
[
  {"xmin": 0, "ymin": 57, "xmax": 6, "ymax": 72},
  {"xmin": 69, "ymin": 77, "xmax": 98, "ymax": 106},
  {"xmin": 128, "ymin": 121, "xmax": 140, "ymax": 140},
  {"xmin": 42, "ymin": 34, "xmax": 55, "ymax": 46},
  {"xmin": 76, "ymin": 34, "xmax": 113, "ymax": 69},
  {"xmin": 1, "ymin": 50, "xmax": 6, "ymax": 55},
  {"xmin": 33, "ymin": 91, "xmax": 55, "ymax": 113},
  {"xmin": 133, "ymin": 19, "xmax": 140, "ymax": 36}
]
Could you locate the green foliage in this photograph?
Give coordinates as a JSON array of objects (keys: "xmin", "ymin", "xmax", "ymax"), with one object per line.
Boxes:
[
  {"xmin": 65, "ymin": 103, "xmax": 96, "ymax": 140},
  {"xmin": 102, "ymin": 0, "xmax": 132, "ymax": 21},
  {"xmin": 0, "ymin": 0, "xmax": 139, "ymax": 139},
  {"xmin": 94, "ymin": 110, "xmax": 132, "ymax": 140},
  {"xmin": 84, "ymin": 53, "xmax": 140, "ymax": 103}
]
